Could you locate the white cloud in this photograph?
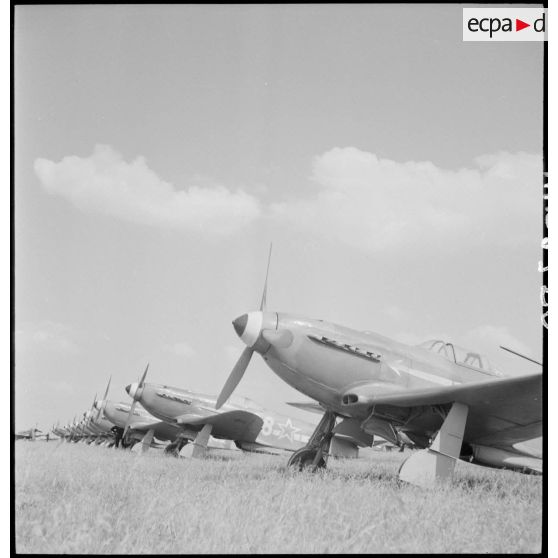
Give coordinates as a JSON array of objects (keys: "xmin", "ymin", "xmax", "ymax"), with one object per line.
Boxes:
[
  {"xmin": 163, "ymin": 341, "xmax": 196, "ymax": 358},
  {"xmin": 16, "ymin": 321, "xmax": 79, "ymax": 355},
  {"xmin": 271, "ymin": 147, "xmax": 542, "ymax": 253},
  {"xmin": 34, "ymin": 145, "xmax": 541, "ymax": 252},
  {"xmin": 34, "ymin": 145, "xmax": 261, "ymax": 234}
]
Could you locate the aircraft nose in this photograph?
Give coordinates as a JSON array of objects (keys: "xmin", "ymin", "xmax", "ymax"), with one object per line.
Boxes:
[
  {"xmin": 233, "ymin": 314, "xmax": 248, "ymax": 338},
  {"xmin": 232, "ymin": 311, "xmax": 264, "ymax": 348},
  {"xmin": 127, "ymin": 382, "xmax": 142, "ymax": 401}
]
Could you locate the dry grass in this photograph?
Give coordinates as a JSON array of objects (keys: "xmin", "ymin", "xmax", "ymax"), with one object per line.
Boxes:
[{"xmin": 15, "ymin": 441, "xmax": 542, "ymax": 554}]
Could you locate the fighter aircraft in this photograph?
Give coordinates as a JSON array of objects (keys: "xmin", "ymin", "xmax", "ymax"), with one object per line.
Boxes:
[
  {"xmin": 82, "ymin": 410, "xmax": 116, "ymax": 444},
  {"xmin": 54, "ymin": 389, "xmax": 117, "ymax": 445},
  {"xmin": 124, "ymin": 365, "xmax": 372, "ymax": 458},
  {"xmin": 92, "ymin": 374, "xmax": 179, "ymax": 451},
  {"xmin": 66, "ymin": 393, "xmax": 115, "ymax": 445},
  {"xmin": 51, "ymin": 422, "xmax": 64, "ymax": 437},
  {"xmin": 216, "ymin": 247, "xmax": 543, "ymax": 487},
  {"xmin": 15, "ymin": 427, "xmax": 44, "ymax": 441}
]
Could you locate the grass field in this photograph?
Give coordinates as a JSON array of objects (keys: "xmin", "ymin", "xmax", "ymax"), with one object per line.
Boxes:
[{"xmin": 15, "ymin": 441, "xmax": 542, "ymax": 554}]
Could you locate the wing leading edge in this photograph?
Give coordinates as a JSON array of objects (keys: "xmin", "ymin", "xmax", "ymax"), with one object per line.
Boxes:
[
  {"xmin": 343, "ymin": 372, "xmax": 542, "ymax": 449},
  {"xmin": 174, "ymin": 410, "xmax": 264, "ymax": 443}
]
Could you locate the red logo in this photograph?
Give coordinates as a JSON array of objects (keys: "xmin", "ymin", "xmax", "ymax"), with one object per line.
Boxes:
[{"xmin": 516, "ymin": 19, "xmax": 530, "ymax": 32}]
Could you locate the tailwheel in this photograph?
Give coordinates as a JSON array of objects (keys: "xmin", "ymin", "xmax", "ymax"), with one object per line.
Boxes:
[{"xmin": 288, "ymin": 447, "xmax": 326, "ymax": 471}]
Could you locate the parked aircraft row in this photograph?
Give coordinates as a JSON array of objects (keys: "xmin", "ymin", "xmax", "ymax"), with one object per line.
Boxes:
[
  {"xmin": 15, "ymin": 427, "xmax": 49, "ymax": 441},
  {"xmin": 23, "ymin": 246, "xmax": 543, "ymax": 487},
  {"xmin": 45, "ymin": 368, "xmax": 382, "ymax": 458}
]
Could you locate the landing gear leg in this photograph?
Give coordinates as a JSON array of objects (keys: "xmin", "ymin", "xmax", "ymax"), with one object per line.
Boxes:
[
  {"xmin": 398, "ymin": 402, "xmax": 469, "ymax": 487},
  {"xmin": 287, "ymin": 411, "xmax": 336, "ymax": 472},
  {"xmin": 121, "ymin": 432, "xmax": 137, "ymax": 449},
  {"xmin": 191, "ymin": 424, "xmax": 213, "ymax": 459},
  {"xmin": 140, "ymin": 428, "xmax": 155, "ymax": 453}
]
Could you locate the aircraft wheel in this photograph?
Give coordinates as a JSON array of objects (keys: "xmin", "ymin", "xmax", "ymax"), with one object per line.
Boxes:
[
  {"xmin": 164, "ymin": 441, "xmax": 180, "ymax": 456},
  {"xmin": 287, "ymin": 447, "xmax": 326, "ymax": 471},
  {"xmin": 121, "ymin": 437, "xmax": 136, "ymax": 449}
]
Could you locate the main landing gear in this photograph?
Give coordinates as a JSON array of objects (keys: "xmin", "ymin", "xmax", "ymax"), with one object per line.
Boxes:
[
  {"xmin": 164, "ymin": 437, "xmax": 188, "ymax": 457},
  {"xmin": 121, "ymin": 434, "xmax": 138, "ymax": 450},
  {"xmin": 287, "ymin": 411, "xmax": 337, "ymax": 472}
]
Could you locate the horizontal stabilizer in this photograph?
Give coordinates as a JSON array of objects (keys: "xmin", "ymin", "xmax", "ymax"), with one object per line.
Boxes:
[
  {"xmin": 512, "ymin": 437, "xmax": 542, "ymax": 459},
  {"xmin": 471, "ymin": 444, "xmax": 542, "ymax": 473}
]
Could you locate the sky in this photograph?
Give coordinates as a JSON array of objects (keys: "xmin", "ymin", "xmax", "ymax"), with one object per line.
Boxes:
[{"xmin": 14, "ymin": 4, "xmax": 545, "ymax": 431}]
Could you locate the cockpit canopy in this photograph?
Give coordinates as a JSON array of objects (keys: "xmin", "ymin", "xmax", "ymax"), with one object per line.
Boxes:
[{"xmin": 418, "ymin": 339, "xmax": 503, "ymax": 377}]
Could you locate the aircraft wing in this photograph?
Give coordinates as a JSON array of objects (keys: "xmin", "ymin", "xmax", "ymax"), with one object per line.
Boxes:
[
  {"xmin": 344, "ymin": 372, "xmax": 542, "ymax": 449},
  {"xmin": 287, "ymin": 401, "xmax": 325, "ymax": 414},
  {"xmin": 129, "ymin": 419, "xmax": 167, "ymax": 431},
  {"xmin": 174, "ymin": 410, "xmax": 264, "ymax": 443}
]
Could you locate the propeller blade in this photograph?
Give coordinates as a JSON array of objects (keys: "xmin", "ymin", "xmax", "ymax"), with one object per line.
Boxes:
[
  {"xmin": 123, "ymin": 400, "xmax": 138, "ymax": 438},
  {"xmin": 102, "ymin": 376, "xmax": 112, "ymax": 400},
  {"xmin": 216, "ymin": 346, "xmax": 254, "ymax": 409},
  {"xmin": 259, "ymin": 243, "xmax": 273, "ymax": 311},
  {"xmin": 96, "ymin": 376, "xmax": 112, "ymax": 421},
  {"xmin": 217, "ymin": 246, "xmax": 272, "ymax": 410},
  {"xmin": 88, "ymin": 393, "xmax": 97, "ymax": 426},
  {"xmin": 123, "ymin": 364, "xmax": 149, "ymax": 437},
  {"xmin": 139, "ymin": 363, "xmax": 149, "ymax": 388}
]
